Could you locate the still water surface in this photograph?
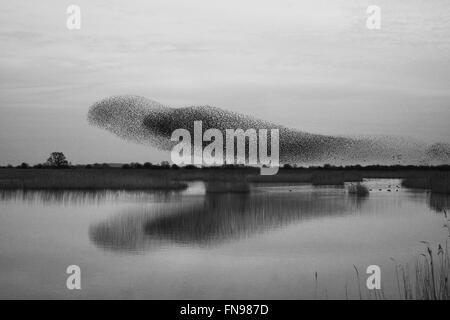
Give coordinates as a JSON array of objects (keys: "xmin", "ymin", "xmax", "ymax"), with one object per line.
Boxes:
[{"xmin": 0, "ymin": 179, "xmax": 448, "ymax": 299}]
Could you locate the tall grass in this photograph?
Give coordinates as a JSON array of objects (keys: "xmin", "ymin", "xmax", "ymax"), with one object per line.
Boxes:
[
  {"xmin": 314, "ymin": 211, "xmax": 450, "ymax": 300},
  {"xmin": 0, "ymin": 169, "xmax": 187, "ymax": 190},
  {"xmin": 348, "ymin": 183, "xmax": 370, "ymax": 196},
  {"xmin": 204, "ymin": 171, "xmax": 250, "ymax": 193},
  {"xmin": 389, "ymin": 237, "xmax": 449, "ymax": 300},
  {"xmin": 402, "ymin": 172, "xmax": 450, "ymax": 194},
  {"xmin": 311, "ymin": 173, "xmax": 345, "ymax": 186},
  {"xmin": 311, "ymin": 172, "xmax": 363, "ymax": 186},
  {"xmin": 430, "ymin": 173, "xmax": 450, "ymax": 194},
  {"xmin": 374, "ymin": 211, "xmax": 449, "ymax": 300}
]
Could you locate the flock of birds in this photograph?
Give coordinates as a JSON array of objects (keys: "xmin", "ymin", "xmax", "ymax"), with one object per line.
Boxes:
[{"xmin": 88, "ymin": 95, "xmax": 450, "ymax": 166}]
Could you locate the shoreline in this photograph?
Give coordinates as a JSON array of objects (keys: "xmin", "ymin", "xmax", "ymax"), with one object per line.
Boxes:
[{"xmin": 0, "ymin": 166, "xmax": 448, "ymax": 193}]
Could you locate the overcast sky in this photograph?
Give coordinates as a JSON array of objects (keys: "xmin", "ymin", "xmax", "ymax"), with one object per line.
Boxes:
[{"xmin": 0, "ymin": 0, "xmax": 449, "ymax": 164}]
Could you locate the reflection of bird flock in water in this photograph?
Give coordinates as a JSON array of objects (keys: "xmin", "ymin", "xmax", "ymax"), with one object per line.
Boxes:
[
  {"xmin": 87, "ymin": 187, "xmax": 450, "ymax": 252},
  {"xmin": 88, "ymin": 191, "xmax": 357, "ymax": 250},
  {"xmin": 88, "ymin": 95, "xmax": 450, "ymax": 166}
]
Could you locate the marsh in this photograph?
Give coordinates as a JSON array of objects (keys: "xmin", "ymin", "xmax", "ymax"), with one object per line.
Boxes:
[{"xmin": 0, "ymin": 179, "xmax": 448, "ymax": 299}]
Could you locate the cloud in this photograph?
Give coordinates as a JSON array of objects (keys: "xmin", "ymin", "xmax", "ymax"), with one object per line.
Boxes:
[{"xmin": 0, "ymin": 0, "xmax": 449, "ymax": 164}]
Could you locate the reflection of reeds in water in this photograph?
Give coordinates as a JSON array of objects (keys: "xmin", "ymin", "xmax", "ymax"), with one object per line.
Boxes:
[
  {"xmin": 428, "ymin": 193, "xmax": 450, "ymax": 213},
  {"xmin": 0, "ymin": 169, "xmax": 187, "ymax": 190},
  {"xmin": 0, "ymin": 189, "xmax": 182, "ymax": 205}
]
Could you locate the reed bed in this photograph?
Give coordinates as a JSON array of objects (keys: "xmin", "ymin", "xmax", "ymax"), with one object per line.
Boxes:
[
  {"xmin": 204, "ymin": 171, "xmax": 250, "ymax": 193},
  {"xmin": 0, "ymin": 169, "xmax": 187, "ymax": 190},
  {"xmin": 311, "ymin": 172, "xmax": 363, "ymax": 186},
  {"xmin": 402, "ymin": 172, "xmax": 450, "ymax": 194},
  {"xmin": 347, "ymin": 183, "xmax": 370, "ymax": 196},
  {"xmin": 430, "ymin": 173, "xmax": 450, "ymax": 194},
  {"xmin": 338, "ymin": 242, "xmax": 449, "ymax": 300},
  {"xmin": 204, "ymin": 181, "xmax": 250, "ymax": 193},
  {"xmin": 389, "ymin": 234, "xmax": 449, "ymax": 300},
  {"xmin": 368, "ymin": 212, "xmax": 449, "ymax": 300},
  {"xmin": 314, "ymin": 211, "xmax": 450, "ymax": 300},
  {"xmin": 311, "ymin": 173, "xmax": 346, "ymax": 186}
]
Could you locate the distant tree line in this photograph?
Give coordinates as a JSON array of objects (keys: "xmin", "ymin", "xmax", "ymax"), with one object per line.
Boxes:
[
  {"xmin": 6, "ymin": 152, "xmax": 71, "ymax": 169},
  {"xmin": 1, "ymin": 152, "xmax": 449, "ymax": 171}
]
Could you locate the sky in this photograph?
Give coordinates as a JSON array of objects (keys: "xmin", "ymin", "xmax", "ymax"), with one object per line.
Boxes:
[{"xmin": 0, "ymin": 0, "xmax": 449, "ymax": 165}]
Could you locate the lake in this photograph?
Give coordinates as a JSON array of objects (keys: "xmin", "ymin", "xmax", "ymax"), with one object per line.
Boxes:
[{"xmin": 0, "ymin": 179, "xmax": 448, "ymax": 299}]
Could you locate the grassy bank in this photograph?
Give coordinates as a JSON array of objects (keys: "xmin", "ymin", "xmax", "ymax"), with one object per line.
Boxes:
[
  {"xmin": 0, "ymin": 169, "xmax": 187, "ymax": 190},
  {"xmin": 0, "ymin": 166, "xmax": 449, "ymax": 191},
  {"xmin": 402, "ymin": 172, "xmax": 450, "ymax": 194},
  {"xmin": 348, "ymin": 183, "xmax": 370, "ymax": 196}
]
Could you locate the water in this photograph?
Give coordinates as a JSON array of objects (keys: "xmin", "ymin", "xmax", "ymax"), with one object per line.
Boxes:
[{"xmin": 0, "ymin": 179, "xmax": 448, "ymax": 299}]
